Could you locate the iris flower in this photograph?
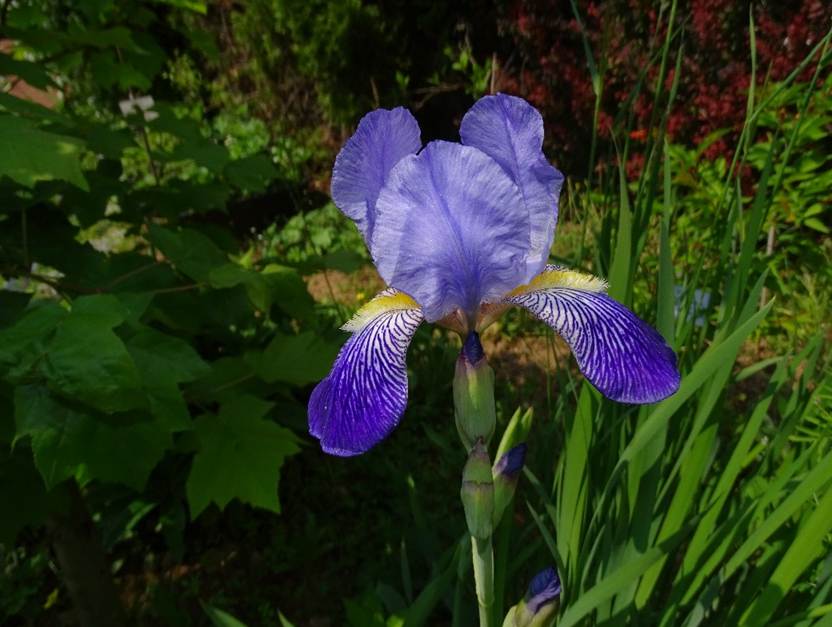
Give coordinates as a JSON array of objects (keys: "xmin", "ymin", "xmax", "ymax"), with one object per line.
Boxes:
[{"xmin": 309, "ymin": 94, "xmax": 679, "ymax": 456}]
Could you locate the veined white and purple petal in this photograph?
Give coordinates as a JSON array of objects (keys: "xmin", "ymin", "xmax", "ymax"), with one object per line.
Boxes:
[
  {"xmin": 506, "ymin": 268, "xmax": 680, "ymax": 403},
  {"xmin": 372, "ymin": 140, "xmax": 531, "ymax": 322},
  {"xmin": 309, "ymin": 291, "xmax": 423, "ymax": 456},
  {"xmin": 331, "ymin": 107, "xmax": 421, "ymax": 241},
  {"xmin": 460, "ymin": 93, "xmax": 564, "ymax": 278}
]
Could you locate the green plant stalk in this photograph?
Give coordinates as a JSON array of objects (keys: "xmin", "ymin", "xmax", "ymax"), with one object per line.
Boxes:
[
  {"xmin": 472, "ymin": 536, "xmax": 495, "ymax": 627},
  {"xmin": 455, "ymin": 335, "xmax": 498, "ymax": 626}
]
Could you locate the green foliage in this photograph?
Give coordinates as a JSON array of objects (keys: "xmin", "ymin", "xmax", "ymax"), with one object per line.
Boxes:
[
  {"xmin": 509, "ymin": 20, "xmax": 832, "ymax": 627},
  {"xmin": 0, "ymin": 116, "xmax": 87, "ymax": 189},
  {"xmin": 0, "ymin": 0, "xmax": 339, "ymax": 560},
  {"xmin": 187, "ymin": 396, "xmax": 299, "ymax": 517},
  {"xmin": 262, "ymin": 201, "xmax": 368, "ymax": 274}
]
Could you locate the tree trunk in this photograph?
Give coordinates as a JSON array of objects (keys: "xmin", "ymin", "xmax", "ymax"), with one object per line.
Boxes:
[{"xmin": 47, "ymin": 482, "xmax": 128, "ymax": 627}]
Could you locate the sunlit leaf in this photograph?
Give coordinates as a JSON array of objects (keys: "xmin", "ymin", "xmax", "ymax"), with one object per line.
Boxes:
[
  {"xmin": 14, "ymin": 385, "xmax": 169, "ymax": 490},
  {"xmin": 0, "ymin": 115, "xmax": 88, "ymax": 189},
  {"xmin": 186, "ymin": 395, "xmax": 299, "ymax": 517}
]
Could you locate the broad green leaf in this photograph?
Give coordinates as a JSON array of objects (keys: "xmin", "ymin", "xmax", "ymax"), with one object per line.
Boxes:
[
  {"xmin": 170, "ymin": 136, "xmax": 230, "ymax": 173},
  {"xmin": 126, "ymin": 328, "xmax": 209, "ymax": 431},
  {"xmin": 262, "ymin": 264, "xmax": 315, "ymax": 320},
  {"xmin": 149, "ymin": 225, "xmax": 228, "ymax": 283},
  {"xmin": 224, "ymin": 155, "xmax": 278, "ymax": 193},
  {"xmin": 0, "ymin": 115, "xmax": 88, "ymax": 189},
  {"xmin": 208, "ymin": 263, "xmax": 270, "ymax": 311},
  {"xmin": 14, "ymin": 385, "xmax": 170, "ymax": 490},
  {"xmin": 126, "ymin": 328, "xmax": 208, "ymax": 383},
  {"xmin": 186, "ymin": 395, "xmax": 300, "ymax": 517},
  {"xmin": 64, "ymin": 26, "xmax": 136, "ymax": 49},
  {"xmin": 252, "ymin": 331, "xmax": 342, "ymax": 385},
  {"xmin": 0, "ymin": 92, "xmax": 64, "ymax": 123},
  {"xmin": 84, "ymin": 124, "xmax": 137, "ymax": 159},
  {"xmin": 42, "ymin": 295, "xmax": 144, "ymax": 413},
  {"xmin": 186, "ymin": 357, "xmax": 256, "ymax": 403},
  {"xmin": 0, "ymin": 302, "xmax": 66, "ymax": 378},
  {"xmin": 0, "ymin": 53, "xmax": 55, "ymax": 89},
  {"xmin": 210, "ymin": 262, "xmax": 313, "ymax": 317}
]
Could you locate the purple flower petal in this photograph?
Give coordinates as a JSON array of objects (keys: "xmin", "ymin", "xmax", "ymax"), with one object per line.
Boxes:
[
  {"xmin": 525, "ymin": 567, "xmax": 562, "ymax": 614},
  {"xmin": 372, "ymin": 141, "xmax": 531, "ymax": 322},
  {"xmin": 308, "ymin": 290, "xmax": 423, "ymax": 456},
  {"xmin": 461, "ymin": 94, "xmax": 564, "ymax": 277},
  {"xmin": 494, "ymin": 443, "xmax": 527, "ymax": 478},
  {"xmin": 331, "ymin": 107, "xmax": 422, "ymax": 241},
  {"xmin": 506, "ymin": 268, "xmax": 680, "ymax": 403}
]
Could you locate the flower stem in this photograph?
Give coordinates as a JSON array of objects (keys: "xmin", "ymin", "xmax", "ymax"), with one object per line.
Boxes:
[{"xmin": 472, "ymin": 535, "xmax": 494, "ymax": 627}]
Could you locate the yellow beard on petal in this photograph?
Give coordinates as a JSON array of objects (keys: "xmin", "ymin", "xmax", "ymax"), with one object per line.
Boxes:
[
  {"xmin": 341, "ymin": 290, "xmax": 421, "ymax": 332},
  {"xmin": 506, "ymin": 267, "xmax": 608, "ymax": 298}
]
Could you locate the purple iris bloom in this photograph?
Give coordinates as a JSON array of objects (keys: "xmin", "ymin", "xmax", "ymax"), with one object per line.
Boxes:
[{"xmin": 308, "ymin": 94, "xmax": 680, "ymax": 456}]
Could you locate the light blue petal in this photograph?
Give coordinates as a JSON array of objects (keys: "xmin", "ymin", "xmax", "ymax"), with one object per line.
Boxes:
[
  {"xmin": 507, "ymin": 268, "xmax": 679, "ymax": 403},
  {"xmin": 461, "ymin": 94, "xmax": 564, "ymax": 277},
  {"xmin": 308, "ymin": 291, "xmax": 423, "ymax": 456},
  {"xmin": 331, "ymin": 107, "xmax": 422, "ymax": 241},
  {"xmin": 372, "ymin": 141, "xmax": 531, "ymax": 322}
]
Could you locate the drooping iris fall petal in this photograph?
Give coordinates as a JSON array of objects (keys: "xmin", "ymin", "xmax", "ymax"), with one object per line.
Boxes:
[
  {"xmin": 331, "ymin": 107, "xmax": 421, "ymax": 241},
  {"xmin": 308, "ymin": 290, "xmax": 423, "ymax": 456},
  {"xmin": 506, "ymin": 266, "xmax": 680, "ymax": 403},
  {"xmin": 461, "ymin": 94, "xmax": 564, "ymax": 278},
  {"xmin": 371, "ymin": 140, "xmax": 532, "ymax": 322}
]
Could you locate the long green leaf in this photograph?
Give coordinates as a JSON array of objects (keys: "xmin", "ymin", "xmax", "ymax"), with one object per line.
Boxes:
[{"xmin": 739, "ymin": 486, "xmax": 832, "ymax": 625}]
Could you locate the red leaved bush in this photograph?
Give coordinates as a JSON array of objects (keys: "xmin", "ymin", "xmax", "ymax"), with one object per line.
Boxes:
[{"xmin": 497, "ymin": 0, "xmax": 831, "ymax": 176}]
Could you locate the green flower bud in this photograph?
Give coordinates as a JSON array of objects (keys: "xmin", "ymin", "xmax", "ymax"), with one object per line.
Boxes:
[
  {"xmin": 460, "ymin": 439, "xmax": 494, "ymax": 539},
  {"xmin": 454, "ymin": 332, "xmax": 496, "ymax": 449},
  {"xmin": 492, "ymin": 443, "xmax": 527, "ymax": 526}
]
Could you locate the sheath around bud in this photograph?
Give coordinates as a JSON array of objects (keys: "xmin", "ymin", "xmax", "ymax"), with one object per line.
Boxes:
[
  {"xmin": 504, "ymin": 567, "xmax": 561, "ymax": 627},
  {"xmin": 454, "ymin": 332, "xmax": 496, "ymax": 449},
  {"xmin": 492, "ymin": 443, "xmax": 527, "ymax": 525},
  {"xmin": 460, "ymin": 439, "xmax": 494, "ymax": 539}
]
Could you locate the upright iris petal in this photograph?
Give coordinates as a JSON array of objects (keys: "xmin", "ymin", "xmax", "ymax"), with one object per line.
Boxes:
[
  {"xmin": 372, "ymin": 141, "xmax": 532, "ymax": 322},
  {"xmin": 331, "ymin": 107, "xmax": 421, "ymax": 240},
  {"xmin": 461, "ymin": 94, "xmax": 564, "ymax": 278}
]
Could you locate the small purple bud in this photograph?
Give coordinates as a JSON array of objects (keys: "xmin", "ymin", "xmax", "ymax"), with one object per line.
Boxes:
[
  {"xmin": 462, "ymin": 330, "xmax": 485, "ymax": 364},
  {"xmin": 525, "ymin": 567, "xmax": 561, "ymax": 614},
  {"xmin": 494, "ymin": 443, "xmax": 527, "ymax": 478}
]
